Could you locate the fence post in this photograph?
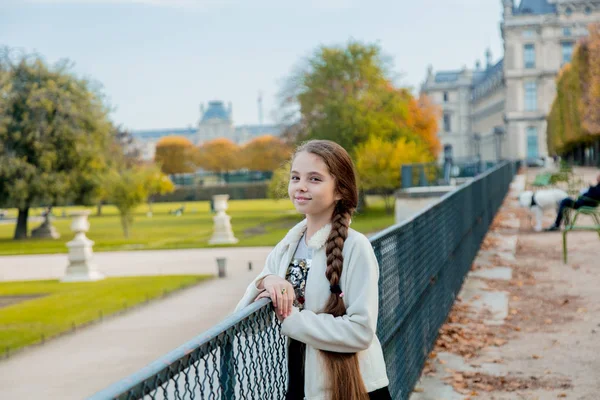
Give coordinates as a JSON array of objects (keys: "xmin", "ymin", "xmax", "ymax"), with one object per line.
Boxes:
[
  {"xmin": 401, "ymin": 165, "xmax": 413, "ymax": 189},
  {"xmin": 220, "ymin": 337, "xmax": 236, "ymax": 400}
]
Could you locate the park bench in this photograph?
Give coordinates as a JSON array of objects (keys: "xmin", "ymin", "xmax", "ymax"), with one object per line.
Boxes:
[
  {"xmin": 562, "ymin": 196, "xmax": 600, "ymax": 264},
  {"xmin": 0, "ymin": 210, "xmax": 6, "ymax": 220}
]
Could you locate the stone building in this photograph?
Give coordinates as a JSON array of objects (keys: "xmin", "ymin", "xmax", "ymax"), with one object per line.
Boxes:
[{"xmin": 421, "ymin": 0, "xmax": 600, "ymax": 162}]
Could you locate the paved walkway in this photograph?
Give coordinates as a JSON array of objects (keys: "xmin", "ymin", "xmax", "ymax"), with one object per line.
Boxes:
[
  {"xmin": 413, "ymin": 168, "xmax": 600, "ymax": 399},
  {"xmin": 0, "ymin": 247, "xmax": 272, "ymax": 281},
  {"xmin": 0, "ymin": 247, "xmax": 272, "ymax": 399}
]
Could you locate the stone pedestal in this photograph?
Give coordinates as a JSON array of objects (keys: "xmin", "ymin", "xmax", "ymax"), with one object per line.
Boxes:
[
  {"xmin": 61, "ymin": 211, "xmax": 104, "ymax": 282},
  {"xmin": 31, "ymin": 214, "xmax": 60, "ymax": 239},
  {"xmin": 209, "ymin": 195, "xmax": 239, "ymax": 245}
]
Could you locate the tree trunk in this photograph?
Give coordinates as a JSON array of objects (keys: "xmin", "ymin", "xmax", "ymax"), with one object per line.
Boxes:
[
  {"xmin": 120, "ymin": 215, "xmax": 130, "ymax": 238},
  {"xmin": 147, "ymin": 199, "xmax": 153, "ymax": 214},
  {"xmin": 13, "ymin": 207, "xmax": 29, "ymax": 240},
  {"xmin": 357, "ymin": 189, "xmax": 368, "ymax": 213},
  {"xmin": 383, "ymin": 195, "xmax": 394, "ymax": 215},
  {"xmin": 96, "ymin": 202, "xmax": 103, "ymax": 217}
]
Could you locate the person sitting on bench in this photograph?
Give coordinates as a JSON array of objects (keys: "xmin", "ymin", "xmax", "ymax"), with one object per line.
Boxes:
[{"xmin": 545, "ymin": 173, "xmax": 600, "ymax": 231}]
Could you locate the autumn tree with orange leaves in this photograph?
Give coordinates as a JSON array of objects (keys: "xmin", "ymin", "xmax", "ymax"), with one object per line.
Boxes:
[
  {"xmin": 196, "ymin": 138, "xmax": 240, "ymax": 181},
  {"xmin": 279, "ymin": 40, "xmax": 441, "ymax": 160},
  {"xmin": 547, "ymin": 23, "xmax": 600, "ymax": 157},
  {"xmin": 239, "ymin": 135, "xmax": 292, "ymax": 171},
  {"xmin": 154, "ymin": 136, "xmax": 197, "ymax": 175}
]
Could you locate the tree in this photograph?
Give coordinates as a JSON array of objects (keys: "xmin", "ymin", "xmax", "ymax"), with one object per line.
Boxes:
[
  {"xmin": 144, "ymin": 164, "xmax": 175, "ymax": 213},
  {"xmin": 547, "ymin": 23, "xmax": 600, "ymax": 155},
  {"xmin": 354, "ymin": 135, "xmax": 433, "ymax": 214},
  {"xmin": 405, "ymin": 93, "xmax": 442, "ymax": 158},
  {"xmin": 268, "ymin": 161, "xmax": 292, "ymax": 200},
  {"xmin": 95, "ymin": 126, "xmax": 142, "ymax": 216},
  {"xmin": 154, "ymin": 136, "xmax": 196, "ymax": 175},
  {"xmin": 104, "ymin": 165, "xmax": 173, "ymax": 238},
  {"xmin": 196, "ymin": 138, "xmax": 240, "ymax": 181},
  {"xmin": 114, "ymin": 126, "xmax": 141, "ymax": 168},
  {"xmin": 239, "ymin": 135, "xmax": 292, "ymax": 171},
  {"xmin": 0, "ymin": 48, "xmax": 113, "ymax": 239},
  {"xmin": 279, "ymin": 40, "xmax": 389, "ymax": 151},
  {"xmin": 279, "ymin": 40, "xmax": 440, "ymax": 159}
]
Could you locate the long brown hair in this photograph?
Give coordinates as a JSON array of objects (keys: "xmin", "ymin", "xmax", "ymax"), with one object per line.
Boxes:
[{"xmin": 294, "ymin": 140, "xmax": 367, "ymax": 400}]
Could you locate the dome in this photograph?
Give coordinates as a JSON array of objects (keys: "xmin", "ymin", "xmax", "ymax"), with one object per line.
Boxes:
[{"xmin": 201, "ymin": 101, "xmax": 231, "ymax": 122}]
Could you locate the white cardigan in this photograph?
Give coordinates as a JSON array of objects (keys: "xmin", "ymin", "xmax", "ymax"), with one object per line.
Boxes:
[{"xmin": 235, "ymin": 219, "xmax": 389, "ymax": 400}]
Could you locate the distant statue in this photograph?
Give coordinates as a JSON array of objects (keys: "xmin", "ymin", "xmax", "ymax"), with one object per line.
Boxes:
[{"xmin": 31, "ymin": 206, "xmax": 60, "ymax": 239}]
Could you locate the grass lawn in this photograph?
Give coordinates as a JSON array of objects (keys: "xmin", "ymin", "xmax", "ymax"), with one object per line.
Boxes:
[
  {"xmin": 0, "ymin": 197, "xmax": 396, "ymax": 255},
  {"xmin": 0, "ymin": 275, "xmax": 211, "ymax": 354}
]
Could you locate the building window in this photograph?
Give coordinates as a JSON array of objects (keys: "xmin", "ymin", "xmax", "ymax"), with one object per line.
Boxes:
[
  {"xmin": 565, "ymin": 7, "xmax": 572, "ymax": 16},
  {"xmin": 563, "ymin": 27, "xmax": 572, "ymax": 36},
  {"xmin": 443, "ymin": 113, "xmax": 451, "ymax": 133},
  {"xmin": 562, "ymin": 41, "xmax": 574, "ymax": 65},
  {"xmin": 585, "ymin": 6, "xmax": 592, "ymax": 15},
  {"xmin": 526, "ymin": 126, "xmax": 539, "ymax": 159},
  {"xmin": 524, "ymin": 44, "xmax": 536, "ymax": 69},
  {"xmin": 524, "ymin": 81, "xmax": 537, "ymax": 111},
  {"xmin": 522, "ymin": 29, "xmax": 535, "ymax": 38},
  {"xmin": 443, "ymin": 91, "xmax": 449, "ymax": 102}
]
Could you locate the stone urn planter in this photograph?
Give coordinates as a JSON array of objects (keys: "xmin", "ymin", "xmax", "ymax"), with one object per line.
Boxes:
[
  {"xmin": 208, "ymin": 195, "xmax": 239, "ymax": 245},
  {"xmin": 61, "ymin": 211, "xmax": 104, "ymax": 282}
]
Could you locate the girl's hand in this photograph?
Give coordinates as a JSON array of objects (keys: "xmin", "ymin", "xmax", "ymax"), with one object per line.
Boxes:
[
  {"xmin": 260, "ymin": 275, "xmax": 295, "ymax": 318},
  {"xmin": 253, "ymin": 291, "xmax": 287, "ymax": 322}
]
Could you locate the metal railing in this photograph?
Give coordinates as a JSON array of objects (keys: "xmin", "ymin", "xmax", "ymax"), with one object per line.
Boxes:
[
  {"xmin": 90, "ymin": 161, "xmax": 516, "ymax": 400},
  {"xmin": 401, "ymin": 158, "xmax": 499, "ymax": 189}
]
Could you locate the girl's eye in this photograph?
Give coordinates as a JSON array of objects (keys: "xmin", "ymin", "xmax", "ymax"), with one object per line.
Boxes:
[
  {"xmin": 290, "ymin": 176, "xmax": 299, "ymax": 181},
  {"xmin": 310, "ymin": 177, "xmax": 321, "ymax": 182}
]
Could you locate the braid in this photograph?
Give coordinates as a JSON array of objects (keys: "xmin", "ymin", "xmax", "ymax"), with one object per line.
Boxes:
[
  {"xmin": 321, "ymin": 203, "xmax": 368, "ymax": 400},
  {"xmin": 324, "ymin": 203, "xmax": 352, "ymax": 317}
]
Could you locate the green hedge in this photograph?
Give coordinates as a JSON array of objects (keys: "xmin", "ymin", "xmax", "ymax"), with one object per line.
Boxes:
[{"xmin": 152, "ymin": 182, "xmax": 269, "ymax": 202}]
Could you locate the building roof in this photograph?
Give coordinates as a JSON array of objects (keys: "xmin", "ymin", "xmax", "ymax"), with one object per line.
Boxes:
[
  {"xmin": 434, "ymin": 71, "xmax": 462, "ymax": 83},
  {"xmin": 234, "ymin": 124, "xmax": 281, "ymax": 136},
  {"xmin": 514, "ymin": 0, "xmax": 556, "ymax": 15},
  {"xmin": 472, "ymin": 58, "xmax": 504, "ymax": 101},
  {"xmin": 473, "ymin": 59, "xmax": 504, "ymax": 87},
  {"xmin": 201, "ymin": 101, "xmax": 231, "ymax": 122}
]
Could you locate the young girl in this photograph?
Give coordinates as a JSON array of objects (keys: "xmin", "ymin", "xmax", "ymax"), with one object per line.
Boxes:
[{"xmin": 235, "ymin": 140, "xmax": 390, "ymax": 400}]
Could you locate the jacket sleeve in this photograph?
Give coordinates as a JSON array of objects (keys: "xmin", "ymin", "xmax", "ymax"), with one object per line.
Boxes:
[
  {"xmin": 234, "ymin": 242, "xmax": 284, "ymax": 313},
  {"xmin": 280, "ymin": 234, "xmax": 379, "ymax": 353},
  {"xmin": 583, "ymin": 184, "xmax": 600, "ymax": 202}
]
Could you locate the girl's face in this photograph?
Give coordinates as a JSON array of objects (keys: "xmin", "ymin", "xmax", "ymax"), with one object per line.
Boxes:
[{"xmin": 288, "ymin": 151, "xmax": 341, "ymax": 219}]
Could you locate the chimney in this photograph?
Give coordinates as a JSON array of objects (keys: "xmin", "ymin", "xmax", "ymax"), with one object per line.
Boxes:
[{"xmin": 485, "ymin": 48, "xmax": 493, "ymax": 68}]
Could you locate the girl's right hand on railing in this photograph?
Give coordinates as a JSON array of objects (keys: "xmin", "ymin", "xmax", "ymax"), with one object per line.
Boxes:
[{"xmin": 256, "ymin": 275, "xmax": 295, "ymax": 318}]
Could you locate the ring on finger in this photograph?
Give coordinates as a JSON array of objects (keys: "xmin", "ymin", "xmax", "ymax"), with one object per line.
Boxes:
[{"xmin": 281, "ymin": 288, "xmax": 287, "ymax": 295}]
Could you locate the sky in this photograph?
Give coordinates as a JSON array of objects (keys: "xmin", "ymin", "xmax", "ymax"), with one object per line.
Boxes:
[{"xmin": 1, "ymin": 0, "xmax": 505, "ymax": 131}]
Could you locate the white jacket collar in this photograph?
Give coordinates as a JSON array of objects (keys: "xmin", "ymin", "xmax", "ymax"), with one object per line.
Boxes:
[{"xmin": 283, "ymin": 219, "xmax": 331, "ymax": 250}]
